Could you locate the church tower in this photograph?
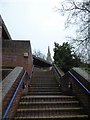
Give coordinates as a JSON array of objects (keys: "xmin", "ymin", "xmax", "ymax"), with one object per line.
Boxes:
[{"xmin": 47, "ymin": 46, "xmax": 52, "ymax": 63}]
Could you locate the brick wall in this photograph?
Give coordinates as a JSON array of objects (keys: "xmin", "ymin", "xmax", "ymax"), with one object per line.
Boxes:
[
  {"xmin": 61, "ymin": 71, "xmax": 90, "ymax": 117},
  {"xmin": 70, "ymin": 69, "xmax": 90, "ymax": 90},
  {"xmin": 68, "ymin": 70, "xmax": 90, "ymax": 117},
  {"xmin": 60, "ymin": 73, "xmax": 70, "ymax": 94},
  {"xmin": 2, "ymin": 67, "xmax": 30, "ymax": 119},
  {"xmin": 7, "ymin": 72, "xmax": 30, "ymax": 118},
  {"xmin": 2, "ymin": 40, "xmax": 33, "ymax": 75},
  {"xmin": 2, "ymin": 67, "xmax": 24, "ymax": 116},
  {"xmin": 0, "ymin": 26, "xmax": 1, "ymax": 39},
  {"xmin": 0, "ymin": 15, "xmax": 2, "ymax": 39}
]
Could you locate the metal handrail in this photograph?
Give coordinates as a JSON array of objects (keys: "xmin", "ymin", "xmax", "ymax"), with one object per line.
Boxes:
[
  {"xmin": 2, "ymin": 70, "xmax": 26, "ymax": 120},
  {"xmin": 2, "ymin": 66, "xmax": 34, "ymax": 119},
  {"xmin": 69, "ymin": 71, "xmax": 90, "ymax": 94}
]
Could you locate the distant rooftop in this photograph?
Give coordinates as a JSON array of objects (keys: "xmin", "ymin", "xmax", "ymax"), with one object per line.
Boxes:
[{"xmin": 33, "ymin": 55, "xmax": 52, "ymax": 67}]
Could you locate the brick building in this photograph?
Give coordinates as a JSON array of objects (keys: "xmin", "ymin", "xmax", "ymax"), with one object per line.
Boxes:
[{"xmin": 1, "ymin": 16, "xmax": 33, "ymax": 75}]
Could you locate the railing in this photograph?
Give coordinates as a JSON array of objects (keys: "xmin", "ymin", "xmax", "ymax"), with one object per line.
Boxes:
[
  {"xmin": 2, "ymin": 66, "xmax": 34, "ymax": 120},
  {"xmin": 52, "ymin": 64, "xmax": 62, "ymax": 84},
  {"xmin": 69, "ymin": 71, "xmax": 90, "ymax": 94},
  {"xmin": 29, "ymin": 65, "xmax": 34, "ymax": 78},
  {"xmin": 2, "ymin": 70, "xmax": 26, "ymax": 120},
  {"xmin": 52, "ymin": 64, "xmax": 90, "ymax": 95},
  {"xmin": 52, "ymin": 64, "xmax": 61, "ymax": 79}
]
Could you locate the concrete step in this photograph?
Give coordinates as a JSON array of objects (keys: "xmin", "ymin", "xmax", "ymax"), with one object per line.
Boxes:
[
  {"xmin": 30, "ymin": 84, "xmax": 59, "ymax": 87},
  {"xmin": 18, "ymin": 102, "xmax": 80, "ymax": 109},
  {"xmin": 19, "ymin": 101, "xmax": 79, "ymax": 105},
  {"xmin": 17, "ymin": 107, "xmax": 83, "ymax": 111},
  {"xmin": 28, "ymin": 92, "xmax": 62, "ymax": 95},
  {"xmin": 21, "ymin": 95, "xmax": 76, "ymax": 102},
  {"xmin": 29, "ymin": 87, "xmax": 60, "ymax": 89},
  {"xmin": 30, "ymin": 82, "xmax": 58, "ymax": 85},
  {"xmin": 15, "ymin": 108, "xmax": 88, "ymax": 119},
  {"xmin": 31, "ymin": 77, "xmax": 55, "ymax": 79},
  {"xmin": 29, "ymin": 89, "xmax": 60, "ymax": 92},
  {"xmin": 14, "ymin": 115, "xmax": 88, "ymax": 120},
  {"xmin": 14, "ymin": 69, "xmax": 88, "ymax": 119},
  {"xmin": 21, "ymin": 95, "xmax": 76, "ymax": 99}
]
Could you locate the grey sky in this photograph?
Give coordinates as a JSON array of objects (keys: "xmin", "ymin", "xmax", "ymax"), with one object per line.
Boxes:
[{"xmin": 0, "ymin": 0, "xmax": 75, "ymax": 58}]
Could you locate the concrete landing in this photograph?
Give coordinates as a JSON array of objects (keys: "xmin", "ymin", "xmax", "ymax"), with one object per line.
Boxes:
[
  {"xmin": 2, "ymin": 67, "xmax": 23, "ymax": 100},
  {"xmin": 73, "ymin": 67, "xmax": 90, "ymax": 83}
]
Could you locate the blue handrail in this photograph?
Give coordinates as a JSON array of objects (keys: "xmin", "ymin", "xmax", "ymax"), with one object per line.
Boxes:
[
  {"xmin": 69, "ymin": 71, "xmax": 90, "ymax": 94},
  {"xmin": 3, "ymin": 65, "xmax": 34, "ymax": 119},
  {"xmin": 2, "ymin": 70, "xmax": 26, "ymax": 120}
]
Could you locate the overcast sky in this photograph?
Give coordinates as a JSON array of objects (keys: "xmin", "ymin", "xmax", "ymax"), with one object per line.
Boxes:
[{"xmin": 0, "ymin": 0, "xmax": 75, "ymax": 58}]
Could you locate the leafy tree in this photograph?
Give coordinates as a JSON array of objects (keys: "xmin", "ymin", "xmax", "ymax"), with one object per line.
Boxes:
[
  {"xmin": 53, "ymin": 42, "xmax": 81, "ymax": 72},
  {"xmin": 57, "ymin": 0, "xmax": 90, "ymax": 63}
]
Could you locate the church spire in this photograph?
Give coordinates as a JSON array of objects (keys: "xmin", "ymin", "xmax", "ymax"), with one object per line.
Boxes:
[{"xmin": 47, "ymin": 46, "xmax": 52, "ymax": 63}]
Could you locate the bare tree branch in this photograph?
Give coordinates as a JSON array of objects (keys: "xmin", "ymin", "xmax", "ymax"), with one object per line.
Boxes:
[{"xmin": 57, "ymin": 0, "xmax": 90, "ymax": 63}]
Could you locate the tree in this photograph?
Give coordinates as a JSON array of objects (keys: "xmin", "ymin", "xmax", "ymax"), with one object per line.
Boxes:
[
  {"xmin": 53, "ymin": 42, "xmax": 81, "ymax": 72},
  {"xmin": 33, "ymin": 49, "xmax": 46, "ymax": 60},
  {"xmin": 57, "ymin": 0, "xmax": 90, "ymax": 63}
]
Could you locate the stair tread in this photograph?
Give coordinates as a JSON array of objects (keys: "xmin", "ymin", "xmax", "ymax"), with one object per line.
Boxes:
[
  {"xmin": 19, "ymin": 101, "xmax": 79, "ymax": 104},
  {"xmin": 14, "ymin": 69, "xmax": 88, "ymax": 119},
  {"xmin": 28, "ymin": 92, "xmax": 62, "ymax": 93},
  {"xmin": 29, "ymin": 89, "xmax": 60, "ymax": 91},
  {"xmin": 15, "ymin": 115, "xmax": 88, "ymax": 119},
  {"xmin": 21, "ymin": 95, "xmax": 76, "ymax": 99},
  {"xmin": 17, "ymin": 107, "xmax": 83, "ymax": 111},
  {"xmin": 30, "ymin": 86, "xmax": 59, "ymax": 87},
  {"xmin": 31, "ymin": 84, "xmax": 58, "ymax": 85},
  {"xmin": 28, "ymin": 92, "xmax": 62, "ymax": 95}
]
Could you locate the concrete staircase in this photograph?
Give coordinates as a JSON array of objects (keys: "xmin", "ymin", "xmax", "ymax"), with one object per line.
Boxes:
[{"xmin": 14, "ymin": 68, "xmax": 88, "ymax": 119}]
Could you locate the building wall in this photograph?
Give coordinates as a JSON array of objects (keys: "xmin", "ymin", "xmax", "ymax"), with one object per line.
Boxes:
[
  {"xmin": 2, "ymin": 67, "xmax": 30, "ymax": 118},
  {"xmin": 0, "ymin": 15, "xmax": 12, "ymax": 40},
  {"xmin": 2, "ymin": 40, "xmax": 33, "ymax": 75},
  {"xmin": 0, "ymin": 26, "xmax": 2, "ymax": 39},
  {"xmin": 60, "ymin": 70, "xmax": 90, "ymax": 117},
  {"xmin": 0, "ymin": 15, "xmax": 2, "ymax": 39},
  {"xmin": 0, "ymin": 16, "xmax": 2, "ymax": 69},
  {"xmin": 0, "ymin": 15, "xmax": 2, "ymax": 119}
]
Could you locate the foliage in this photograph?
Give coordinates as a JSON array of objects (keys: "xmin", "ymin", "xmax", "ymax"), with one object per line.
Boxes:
[
  {"xmin": 80, "ymin": 63, "xmax": 90, "ymax": 74},
  {"xmin": 57, "ymin": 0, "xmax": 90, "ymax": 63},
  {"xmin": 53, "ymin": 42, "xmax": 81, "ymax": 72}
]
